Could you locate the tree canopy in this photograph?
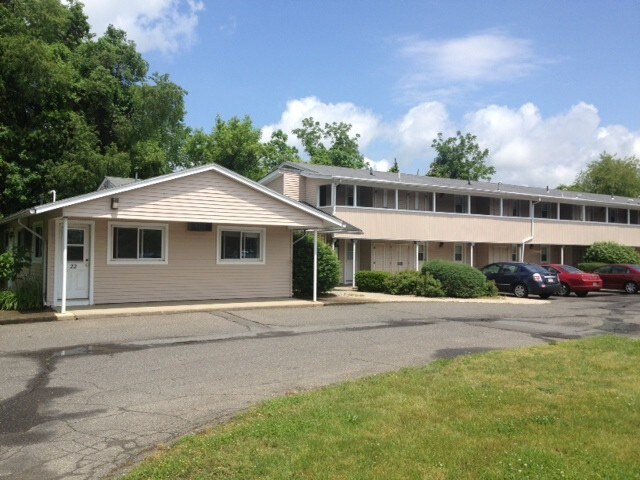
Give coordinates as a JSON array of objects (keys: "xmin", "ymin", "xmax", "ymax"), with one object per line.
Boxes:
[
  {"xmin": 293, "ymin": 117, "xmax": 366, "ymax": 169},
  {"xmin": 427, "ymin": 131, "xmax": 495, "ymax": 181},
  {"xmin": 559, "ymin": 153, "xmax": 640, "ymax": 198},
  {"xmin": 0, "ymin": 0, "xmax": 187, "ymax": 214}
]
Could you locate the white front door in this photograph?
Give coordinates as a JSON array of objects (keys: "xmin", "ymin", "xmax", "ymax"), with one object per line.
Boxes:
[
  {"xmin": 66, "ymin": 226, "xmax": 90, "ymax": 299},
  {"xmin": 489, "ymin": 245, "xmax": 510, "ymax": 263},
  {"xmin": 390, "ymin": 243, "xmax": 411, "ymax": 273}
]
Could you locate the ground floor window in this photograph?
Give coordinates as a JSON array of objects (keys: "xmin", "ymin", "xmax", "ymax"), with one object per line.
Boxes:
[
  {"xmin": 454, "ymin": 243, "xmax": 464, "ymax": 263},
  {"xmin": 217, "ymin": 227, "xmax": 265, "ymax": 263},
  {"xmin": 108, "ymin": 223, "xmax": 168, "ymax": 264},
  {"xmin": 540, "ymin": 245, "xmax": 549, "ymax": 263}
]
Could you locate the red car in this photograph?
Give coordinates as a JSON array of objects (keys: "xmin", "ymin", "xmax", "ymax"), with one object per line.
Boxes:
[
  {"xmin": 542, "ymin": 264, "xmax": 602, "ymax": 297},
  {"xmin": 592, "ymin": 264, "xmax": 640, "ymax": 294}
]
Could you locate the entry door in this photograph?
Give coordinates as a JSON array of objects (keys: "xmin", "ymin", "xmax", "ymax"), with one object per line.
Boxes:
[
  {"xmin": 66, "ymin": 226, "xmax": 90, "ymax": 299},
  {"xmin": 489, "ymin": 245, "xmax": 510, "ymax": 263},
  {"xmin": 372, "ymin": 243, "xmax": 386, "ymax": 272},
  {"xmin": 390, "ymin": 244, "xmax": 411, "ymax": 273}
]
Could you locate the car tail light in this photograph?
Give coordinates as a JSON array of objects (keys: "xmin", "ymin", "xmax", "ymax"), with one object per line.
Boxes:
[{"xmin": 533, "ymin": 273, "xmax": 542, "ymax": 282}]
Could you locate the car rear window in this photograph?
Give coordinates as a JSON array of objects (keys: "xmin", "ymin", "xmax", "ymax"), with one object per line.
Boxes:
[
  {"xmin": 527, "ymin": 265, "xmax": 552, "ymax": 274},
  {"xmin": 561, "ymin": 265, "xmax": 583, "ymax": 274}
]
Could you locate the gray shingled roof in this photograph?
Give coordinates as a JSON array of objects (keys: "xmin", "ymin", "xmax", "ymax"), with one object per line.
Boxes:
[
  {"xmin": 97, "ymin": 176, "xmax": 137, "ymax": 191},
  {"xmin": 278, "ymin": 162, "xmax": 640, "ymax": 208}
]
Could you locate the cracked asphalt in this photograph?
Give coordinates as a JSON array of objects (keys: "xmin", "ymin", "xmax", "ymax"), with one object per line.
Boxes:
[{"xmin": 1, "ymin": 292, "xmax": 639, "ymax": 479}]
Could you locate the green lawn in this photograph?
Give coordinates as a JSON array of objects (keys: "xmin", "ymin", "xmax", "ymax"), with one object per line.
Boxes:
[{"xmin": 123, "ymin": 336, "xmax": 640, "ymax": 479}]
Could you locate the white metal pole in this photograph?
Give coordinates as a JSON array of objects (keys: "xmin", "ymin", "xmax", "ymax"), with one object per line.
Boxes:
[
  {"xmin": 415, "ymin": 242, "xmax": 419, "ymax": 271},
  {"xmin": 470, "ymin": 242, "xmax": 474, "ymax": 267},
  {"xmin": 560, "ymin": 245, "xmax": 565, "ymax": 265},
  {"xmin": 61, "ymin": 218, "xmax": 68, "ymax": 314},
  {"xmin": 352, "ymin": 240, "xmax": 357, "ymax": 288},
  {"xmin": 313, "ymin": 230, "xmax": 318, "ymax": 302}
]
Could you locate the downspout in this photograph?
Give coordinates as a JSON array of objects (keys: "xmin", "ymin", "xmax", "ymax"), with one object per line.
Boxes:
[
  {"xmin": 520, "ymin": 199, "xmax": 540, "ymax": 261},
  {"xmin": 18, "ymin": 218, "xmax": 47, "ymax": 306}
]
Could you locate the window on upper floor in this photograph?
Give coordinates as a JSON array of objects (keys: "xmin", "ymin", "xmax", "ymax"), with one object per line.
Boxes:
[
  {"xmin": 318, "ymin": 184, "xmax": 331, "ymax": 207},
  {"xmin": 454, "ymin": 195, "xmax": 468, "ymax": 214}
]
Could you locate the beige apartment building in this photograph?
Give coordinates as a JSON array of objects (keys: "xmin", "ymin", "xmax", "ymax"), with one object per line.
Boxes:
[{"xmin": 262, "ymin": 163, "xmax": 640, "ymax": 284}]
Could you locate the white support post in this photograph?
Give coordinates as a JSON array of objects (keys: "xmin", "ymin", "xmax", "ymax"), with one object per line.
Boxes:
[
  {"xmin": 313, "ymin": 230, "xmax": 318, "ymax": 302},
  {"xmin": 582, "ymin": 205, "xmax": 586, "ymax": 221},
  {"xmin": 628, "ymin": 209, "xmax": 631, "ymax": 225},
  {"xmin": 353, "ymin": 185, "xmax": 358, "ymax": 207},
  {"xmin": 331, "ymin": 183, "xmax": 337, "ymax": 215},
  {"xmin": 467, "ymin": 195, "xmax": 471, "ymax": 214},
  {"xmin": 606, "ymin": 207, "xmax": 609, "ymax": 223},
  {"xmin": 432, "ymin": 192, "xmax": 437, "ymax": 212},
  {"xmin": 415, "ymin": 242, "xmax": 419, "ymax": 271},
  {"xmin": 352, "ymin": 240, "xmax": 357, "ymax": 288},
  {"xmin": 557, "ymin": 202, "xmax": 561, "ymax": 220},
  {"xmin": 470, "ymin": 242, "xmax": 475, "ymax": 267},
  {"xmin": 500, "ymin": 198, "xmax": 504, "ymax": 217},
  {"xmin": 560, "ymin": 245, "xmax": 565, "ymax": 265},
  {"xmin": 61, "ymin": 217, "xmax": 68, "ymax": 314},
  {"xmin": 395, "ymin": 189, "xmax": 399, "ymax": 210}
]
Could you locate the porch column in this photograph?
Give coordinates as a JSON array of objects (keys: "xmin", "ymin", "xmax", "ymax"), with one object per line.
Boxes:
[
  {"xmin": 352, "ymin": 240, "xmax": 357, "ymax": 288},
  {"xmin": 467, "ymin": 195, "xmax": 471, "ymax": 214},
  {"xmin": 353, "ymin": 185, "xmax": 358, "ymax": 207},
  {"xmin": 606, "ymin": 207, "xmax": 609, "ymax": 223},
  {"xmin": 414, "ymin": 242, "xmax": 419, "ymax": 271},
  {"xmin": 628, "ymin": 209, "xmax": 631, "ymax": 225},
  {"xmin": 395, "ymin": 189, "xmax": 399, "ymax": 210},
  {"xmin": 470, "ymin": 242, "xmax": 475, "ymax": 267},
  {"xmin": 582, "ymin": 205, "xmax": 586, "ymax": 221},
  {"xmin": 560, "ymin": 245, "xmax": 565, "ymax": 265},
  {"xmin": 61, "ymin": 217, "xmax": 68, "ymax": 314},
  {"xmin": 331, "ymin": 183, "xmax": 337, "ymax": 215},
  {"xmin": 313, "ymin": 230, "xmax": 318, "ymax": 302},
  {"xmin": 432, "ymin": 192, "xmax": 436, "ymax": 212},
  {"xmin": 557, "ymin": 202, "xmax": 561, "ymax": 220},
  {"xmin": 500, "ymin": 198, "xmax": 504, "ymax": 216}
]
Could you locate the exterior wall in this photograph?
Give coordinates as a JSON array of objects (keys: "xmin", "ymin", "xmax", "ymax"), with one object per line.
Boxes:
[
  {"xmin": 282, "ymin": 172, "xmax": 301, "ymax": 201},
  {"xmin": 88, "ymin": 220, "xmax": 293, "ymax": 304},
  {"xmin": 331, "ymin": 208, "xmax": 640, "ymax": 247},
  {"xmin": 64, "ymin": 170, "xmax": 327, "ymax": 229},
  {"xmin": 263, "ymin": 175, "xmax": 284, "ymax": 195},
  {"xmin": 303, "ymin": 178, "xmax": 324, "ymax": 205}
]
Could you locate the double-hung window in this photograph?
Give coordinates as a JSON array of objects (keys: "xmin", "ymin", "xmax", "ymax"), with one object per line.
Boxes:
[
  {"xmin": 109, "ymin": 223, "xmax": 168, "ymax": 264},
  {"xmin": 218, "ymin": 228, "xmax": 265, "ymax": 264}
]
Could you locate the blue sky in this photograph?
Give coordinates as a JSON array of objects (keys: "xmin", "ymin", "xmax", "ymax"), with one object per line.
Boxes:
[{"xmin": 82, "ymin": 0, "xmax": 640, "ymax": 188}]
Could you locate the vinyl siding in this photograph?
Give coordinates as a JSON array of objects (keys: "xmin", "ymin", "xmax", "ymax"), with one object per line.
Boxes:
[
  {"xmin": 263, "ymin": 175, "xmax": 284, "ymax": 194},
  {"xmin": 91, "ymin": 220, "xmax": 293, "ymax": 304},
  {"xmin": 63, "ymin": 170, "xmax": 327, "ymax": 228},
  {"xmin": 282, "ymin": 172, "xmax": 301, "ymax": 200},
  {"xmin": 332, "ymin": 208, "xmax": 640, "ymax": 246}
]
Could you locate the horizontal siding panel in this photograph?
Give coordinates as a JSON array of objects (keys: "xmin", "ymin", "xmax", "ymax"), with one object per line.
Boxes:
[
  {"xmin": 91, "ymin": 221, "xmax": 293, "ymax": 304},
  {"xmin": 332, "ymin": 208, "xmax": 640, "ymax": 246},
  {"xmin": 64, "ymin": 171, "xmax": 327, "ymax": 228}
]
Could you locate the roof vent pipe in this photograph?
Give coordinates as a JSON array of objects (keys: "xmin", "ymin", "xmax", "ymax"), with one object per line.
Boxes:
[
  {"xmin": 546, "ymin": 185, "xmax": 549, "ymax": 192},
  {"xmin": 48, "ymin": 190, "xmax": 56, "ymax": 203}
]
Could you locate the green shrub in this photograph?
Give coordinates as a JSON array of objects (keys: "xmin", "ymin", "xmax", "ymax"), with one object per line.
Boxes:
[
  {"xmin": 384, "ymin": 271, "xmax": 421, "ymax": 295},
  {"xmin": 355, "ymin": 271, "xmax": 392, "ymax": 292},
  {"xmin": 484, "ymin": 280, "xmax": 499, "ymax": 297},
  {"xmin": 584, "ymin": 241, "xmax": 640, "ymax": 264},
  {"xmin": 0, "ymin": 245, "xmax": 31, "ymax": 285},
  {"xmin": 415, "ymin": 272, "xmax": 445, "ymax": 297},
  {"xmin": 0, "ymin": 290, "xmax": 17, "ymax": 310},
  {"xmin": 421, "ymin": 260, "xmax": 494, "ymax": 298},
  {"xmin": 292, "ymin": 234, "xmax": 340, "ymax": 297},
  {"xmin": 577, "ymin": 262, "xmax": 607, "ymax": 272},
  {"xmin": 15, "ymin": 277, "xmax": 42, "ymax": 311}
]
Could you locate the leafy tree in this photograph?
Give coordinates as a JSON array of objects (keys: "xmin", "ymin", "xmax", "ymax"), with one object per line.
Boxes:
[
  {"xmin": 292, "ymin": 233, "xmax": 340, "ymax": 297},
  {"xmin": 428, "ymin": 131, "xmax": 495, "ymax": 181},
  {"xmin": 293, "ymin": 117, "xmax": 366, "ymax": 169},
  {"xmin": 260, "ymin": 129, "xmax": 300, "ymax": 174},
  {"xmin": 206, "ymin": 116, "xmax": 264, "ymax": 180},
  {"xmin": 584, "ymin": 241, "xmax": 640, "ymax": 264},
  {"xmin": 562, "ymin": 153, "xmax": 640, "ymax": 198},
  {"xmin": 0, "ymin": 0, "xmax": 187, "ymax": 214}
]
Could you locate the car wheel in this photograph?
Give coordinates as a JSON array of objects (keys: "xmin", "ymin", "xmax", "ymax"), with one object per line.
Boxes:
[
  {"xmin": 539, "ymin": 293, "xmax": 551, "ymax": 299},
  {"xmin": 560, "ymin": 282, "xmax": 571, "ymax": 297},
  {"xmin": 576, "ymin": 291, "xmax": 588, "ymax": 297},
  {"xmin": 513, "ymin": 283, "xmax": 528, "ymax": 298},
  {"xmin": 624, "ymin": 282, "xmax": 638, "ymax": 294}
]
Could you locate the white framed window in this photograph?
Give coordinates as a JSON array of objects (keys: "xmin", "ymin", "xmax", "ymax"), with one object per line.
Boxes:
[
  {"xmin": 540, "ymin": 245, "xmax": 549, "ymax": 263},
  {"xmin": 511, "ymin": 244, "xmax": 518, "ymax": 261},
  {"xmin": 217, "ymin": 227, "xmax": 265, "ymax": 264},
  {"xmin": 32, "ymin": 222, "xmax": 43, "ymax": 262},
  {"xmin": 108, "ymin": 222, "xmax": 168, "ymax": 264},
  {"xmin": 454, "ymin": 243, "xmax": 464, "ymax": 263},
  {"xmin": 454, "ymin": 195, "xmax": 468, "ymax": 214}
]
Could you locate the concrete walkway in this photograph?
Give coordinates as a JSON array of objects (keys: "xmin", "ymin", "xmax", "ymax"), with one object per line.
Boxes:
[{"xmin": 0, "ymin": 287, "xmax": 537, "ymax": 325}]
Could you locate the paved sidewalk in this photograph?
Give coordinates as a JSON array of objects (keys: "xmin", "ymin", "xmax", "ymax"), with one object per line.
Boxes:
[{"xmin": 0, "ymin": 287, "xmax": 538, "ymax": 325}]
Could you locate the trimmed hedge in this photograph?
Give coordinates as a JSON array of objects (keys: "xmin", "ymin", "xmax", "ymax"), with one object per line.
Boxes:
[
  {"xmin": 355, "ymin": 271, "xmax": 392, "ymax": 293},
  {"xmin": 584, "ymin": 241, "xmax": 640, "ymax": 264},
  {"xmin": 422, "ymin": 260, "xmax": 496, "ymax": 298},
  {"xmin": 383, "ymin": 270, "xmax": 444, "ymax": 297}
]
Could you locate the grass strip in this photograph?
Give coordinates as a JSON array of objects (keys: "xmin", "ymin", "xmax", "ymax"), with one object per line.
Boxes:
[{"xmin": 123, "ymin": 336, "xmax": 640, "ymax": 479}]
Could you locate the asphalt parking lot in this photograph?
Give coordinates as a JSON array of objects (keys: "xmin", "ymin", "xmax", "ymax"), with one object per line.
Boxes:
[{"xmin": 1, "ymin": 291, "xmax": 638, "ymax": 479}]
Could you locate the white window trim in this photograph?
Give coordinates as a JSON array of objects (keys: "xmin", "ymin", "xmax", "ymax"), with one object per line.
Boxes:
[
  {"xmin": 31, "ymin": 221, "xmax": 44, "ymax": 263},
  {"xmin": 217, "ymin": 227, "xmax": 266, "ymax": 265},
  {"xmin": 107, "ymin": 222, "xmax": 169, "ymax": 265}
]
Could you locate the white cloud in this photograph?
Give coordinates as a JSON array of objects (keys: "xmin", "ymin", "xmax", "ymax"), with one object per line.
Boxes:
[
  {"xmin": 396, "ymin": 31, "xmax": 542, "ymax": 103},
  {"xmin": 262, "ymin": 96, "xmax": 382, "ymax": 155},
  {"xmin": 80, "ymin": 0, "xmax": 204, "ymax": 54},
  {"xmin": 464, "ymin": 102, "xmax": 640, "ymax": 187},
  {"xmin": 264, "ymin": 97, "xmax": 640, "ymax": 188}
]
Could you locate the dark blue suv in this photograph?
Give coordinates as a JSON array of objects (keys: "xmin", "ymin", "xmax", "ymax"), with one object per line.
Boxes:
[{"xmin": 481, "ymin": 262, "xmax": 561, "ymax": 299}]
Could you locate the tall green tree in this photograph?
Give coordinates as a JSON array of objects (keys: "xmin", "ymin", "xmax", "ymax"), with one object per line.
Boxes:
[
  {"xmin": 562, "ymin": 153, "xmax": 640, "ymax": 198},
  {"xmin": 428, "ymin": 131, "xmax": 495, "ymax": 181},
  {"xmin": 261, "ymin": 129, "xmax": 300, "ymax": 173},
  {"xmin": 293, "ymin": 117, "xmax": 366, "ymax": 169},
  {"xmin": 0, "ymin": 0, "xmax": 187, "ymax": 214}
]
